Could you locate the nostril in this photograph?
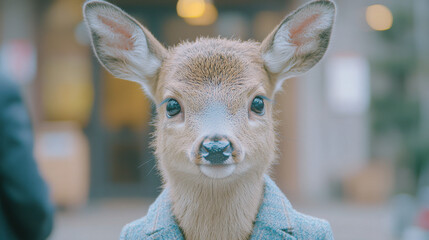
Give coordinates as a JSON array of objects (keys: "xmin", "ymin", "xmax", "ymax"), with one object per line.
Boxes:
[{"xmin": 223, "ymin": 144, "xmax": 232, "ymax": 156}]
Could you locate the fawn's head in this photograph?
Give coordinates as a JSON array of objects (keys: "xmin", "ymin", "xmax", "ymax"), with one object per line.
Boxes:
[{"xmin": 84, "ymin": 0, "xmax": 335, "ymax": 180}]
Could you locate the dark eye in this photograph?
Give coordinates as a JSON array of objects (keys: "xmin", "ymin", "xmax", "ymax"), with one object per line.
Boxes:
[
  {"xmin": 251, "ymin": 96, "xmax": 265, "ymax": 115},
  {"xmin": 166, "ymin": 99, "xmax": 181, "ymax": 118}
]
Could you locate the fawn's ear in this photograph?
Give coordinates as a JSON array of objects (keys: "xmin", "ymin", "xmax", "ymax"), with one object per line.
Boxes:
[
  {"xmin": 83, "ymin": 0, "xmax": 167, "ymax": 101},
  {"xmin": 261, "ymin": 0, "xmax": 335, "ymax": 94}
]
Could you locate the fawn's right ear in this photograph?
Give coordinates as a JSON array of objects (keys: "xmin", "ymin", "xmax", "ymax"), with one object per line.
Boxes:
[
  {"xmin": 261, "ymin": 0, "xmax": 335, "ymax": 95},
  {"xmin": 83, "ymin": 0, "xmax": 167, "ymax": 101}
]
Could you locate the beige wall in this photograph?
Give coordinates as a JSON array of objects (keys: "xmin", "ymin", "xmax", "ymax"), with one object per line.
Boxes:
[{"xmin": 272, "ymin": 78, "xmax": 300, "ymax": 200}]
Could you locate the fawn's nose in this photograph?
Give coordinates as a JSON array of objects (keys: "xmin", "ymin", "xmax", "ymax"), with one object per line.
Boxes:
[{"xmin": 199, "ymin": 136, "xmax": 233, "ymax": 164}]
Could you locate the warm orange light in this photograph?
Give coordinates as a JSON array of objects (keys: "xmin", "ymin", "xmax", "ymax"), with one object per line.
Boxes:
[
  {"xmin": 177, "ymin": 0, "xmax": 206, "ymax": 19},
  {"xmin": 184, "ymin": 2, "xmax": 218, "ymax": 26},
  {"xmin": 366, "ymin": 4, "xmax": 393, "ymax": 31}
]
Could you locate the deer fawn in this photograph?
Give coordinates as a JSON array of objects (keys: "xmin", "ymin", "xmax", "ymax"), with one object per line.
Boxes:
[{"xmin": 84, "ymin": 0, "xmax": 335, "ymax": 239}]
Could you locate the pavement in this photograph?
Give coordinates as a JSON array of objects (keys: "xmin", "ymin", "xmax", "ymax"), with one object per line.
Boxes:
[
  {"xmin": 50, "ymin": 199, "xmax": 153, "ymax": 240},
  {"xmin": 295, "ymin": 202, "xmax": 393, "ymax": 240},
  {"xmin": 50, "ymin": 199, "xmax": 393, "ymax": 240}
]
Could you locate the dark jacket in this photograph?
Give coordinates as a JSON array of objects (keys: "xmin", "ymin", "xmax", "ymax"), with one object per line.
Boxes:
[{"xmin": 0, "ymin": 76, "xmax": 54, "ymax": 240}]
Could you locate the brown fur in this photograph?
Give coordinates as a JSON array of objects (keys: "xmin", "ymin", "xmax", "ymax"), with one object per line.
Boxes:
[
  {"xmin": 83, "ymin": 0, "xmax": 335, "ymax": 239},
  {"xmin": 154, "ymin": 39, "xmax": 276, "ymax": 240}
]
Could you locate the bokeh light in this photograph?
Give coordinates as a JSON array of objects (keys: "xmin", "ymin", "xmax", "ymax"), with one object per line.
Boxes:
[
  {"xmin": 366, "ymin": 4, "xmax": 393, "ymax": 31},
  {"xmin": 177, "ymin": 0, "xmax": 206, "ymax": 19},
  {"xmin": 184, "ymin": 2, "xmax": 218, "ymax": 26}
]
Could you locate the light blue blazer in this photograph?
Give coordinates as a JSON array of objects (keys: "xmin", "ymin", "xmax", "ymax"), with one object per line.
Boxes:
[{"xmin": 120, "ymin": 176, "xmax": 334, "ymax": 239}]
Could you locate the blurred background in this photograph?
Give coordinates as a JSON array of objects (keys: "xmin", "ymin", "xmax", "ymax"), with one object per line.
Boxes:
[{"xmin": 1, "ymin": 0, "xmax": 429, "ymax": 239}]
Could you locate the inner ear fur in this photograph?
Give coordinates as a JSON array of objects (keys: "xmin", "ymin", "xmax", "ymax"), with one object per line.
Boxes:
[{"xmin": 261, "ymin": 0, "xmax": 335, "ymax": 93}]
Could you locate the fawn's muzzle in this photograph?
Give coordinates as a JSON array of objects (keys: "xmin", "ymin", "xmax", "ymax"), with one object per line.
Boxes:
[{"xmin": 199, "ymin": 136, "xmax": 233, "ymax": 164}]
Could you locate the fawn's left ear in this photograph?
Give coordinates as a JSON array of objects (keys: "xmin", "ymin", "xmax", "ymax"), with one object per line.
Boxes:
[{"xmin": 261, "ymin": 0, "xmax": 335, "ymax": 94}]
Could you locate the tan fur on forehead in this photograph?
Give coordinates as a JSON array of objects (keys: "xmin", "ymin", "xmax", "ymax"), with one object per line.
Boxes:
[{"xmin": 156, "ymin": 37, "xmax": 269, "ymax": 102}]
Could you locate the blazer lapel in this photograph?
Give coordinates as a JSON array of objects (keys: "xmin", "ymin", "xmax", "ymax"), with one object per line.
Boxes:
[
  {"xmin": 144, "ymin": 190, "xmax": 185, "ymax": 240},
  {"xmin": 145, "ymin": 176, "xmax": 296, "ymax": 240},
  {"xmin": 250, "ymin": 176, "xmax": 297, "ymax": 240}
]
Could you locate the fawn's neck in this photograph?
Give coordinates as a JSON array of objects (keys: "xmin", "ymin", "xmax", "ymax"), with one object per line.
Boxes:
[{"xmin": 167, "ymin": 172, "xmax": 265, "ymax": 240}]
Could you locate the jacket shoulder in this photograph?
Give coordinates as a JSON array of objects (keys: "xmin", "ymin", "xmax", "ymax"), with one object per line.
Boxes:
[
  {"xmin": 120, "ymin": 189, "xmax": 184, "ymax": 240},
  {"xmin": 120, "ymin": 216, "xmax": 149, "ymax": 240},
  {"xmin": 255, "ymin": 176, "xmax": 334, "ymax": 240},
  {"xmin": 290, "ymin": 210, "xmax": 334, "ymax": 240}
]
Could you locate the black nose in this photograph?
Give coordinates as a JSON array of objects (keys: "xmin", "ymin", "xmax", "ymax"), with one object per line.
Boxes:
[{"xmin": 200, "ymin": 136, "xmax": 233, "ymax": 164}]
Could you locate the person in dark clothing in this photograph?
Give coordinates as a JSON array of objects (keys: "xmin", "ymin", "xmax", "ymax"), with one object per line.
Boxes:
[{"xmin": 0, "ymin": 75, "xmax": 54, "ymax": 240}]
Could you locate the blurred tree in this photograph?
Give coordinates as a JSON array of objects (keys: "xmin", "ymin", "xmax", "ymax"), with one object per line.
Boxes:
[{"xmin": 370, "ymin": 2, "xmax": 429, "ymax": 195}]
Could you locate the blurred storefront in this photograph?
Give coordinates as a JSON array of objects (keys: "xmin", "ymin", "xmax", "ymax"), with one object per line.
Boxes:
[
  {"xmin": 5, "ymin": 0, "xmax": 429, "ymax": 238},
  {"xmin": 1, "ymin": 0, "xmax": 306, "ymax": 207},
  {"xmin": 4, "ymin": 0, "xmax": 426, "ymax": 222}
]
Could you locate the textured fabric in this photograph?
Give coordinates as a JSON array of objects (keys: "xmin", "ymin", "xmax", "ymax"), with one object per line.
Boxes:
[
  {"xmin": 0, "ymin": 76, "xmax": 54, "ymax": 240},
  {"xmin": 120, "ymin": 176, "xmax": 334, "ymax": 240}
]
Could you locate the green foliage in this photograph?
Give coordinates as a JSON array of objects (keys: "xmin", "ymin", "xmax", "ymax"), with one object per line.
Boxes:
[{"xmin": 370, "ymin": 3, "xmax": 429, "ymax": 194}]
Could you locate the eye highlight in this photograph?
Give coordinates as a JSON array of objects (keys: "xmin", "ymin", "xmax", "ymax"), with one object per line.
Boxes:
[
  {"xmin": 251, "ymin": 96, "xmax": 265, "ymax": 115},
  {"xmin": 166, "ymin": 99, "xmax": 181, "ymax": 118}
]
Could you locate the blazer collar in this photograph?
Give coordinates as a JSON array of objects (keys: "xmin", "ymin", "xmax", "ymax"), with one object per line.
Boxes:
[
  {"xmin": 145, "ymin": 175, "xmax": 295, "ymax": 239},
  {"xmin": 251, "ymin": 175, "xmax": 296, "ymax": 239},
  {"xmin": 144, "ymin": 189, "xmax": 184, "ymax": 239}
]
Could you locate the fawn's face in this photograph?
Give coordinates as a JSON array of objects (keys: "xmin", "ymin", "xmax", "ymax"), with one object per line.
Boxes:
[
  {"xmin": 154, "ymin": 39, "xmax": 276, "ymax": 179},
  {"xmin": 84, "ymin": 0, "xmax": 335, "ymax": 179}
]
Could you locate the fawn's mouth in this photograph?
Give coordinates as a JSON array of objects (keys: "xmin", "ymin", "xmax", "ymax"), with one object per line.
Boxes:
[
  {"xmin": 199, "ymin": 164, "xmax": 236, "ymax": 179},
  {"xmin": 198, "ymin": 148, "xmax": 237, "ymax": 178}
]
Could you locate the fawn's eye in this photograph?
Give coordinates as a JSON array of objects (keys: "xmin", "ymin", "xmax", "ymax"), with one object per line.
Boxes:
[
  {"xmin": 251, "ymin": 96, "xmax": 265, "ymax": 115},
  {"xmin": 166, "ymin": 99, "xmax": 181, "ymax": 118}
]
